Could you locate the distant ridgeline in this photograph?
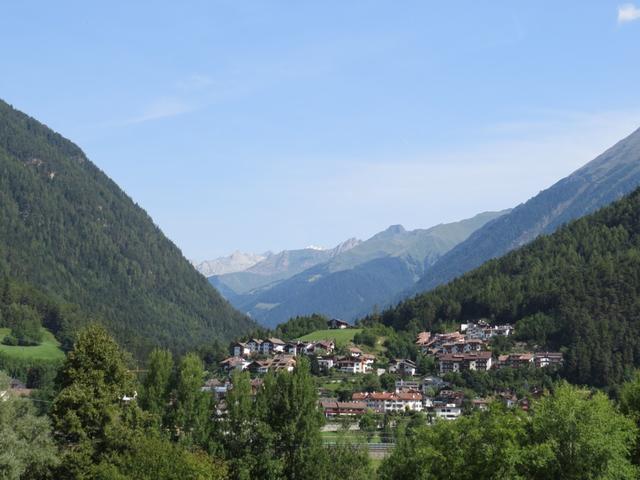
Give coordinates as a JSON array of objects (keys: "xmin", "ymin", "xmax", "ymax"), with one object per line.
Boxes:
[
  {"xmin": 410, "ymin": 126, "xmax": 640, "ymax": 296},
  {"xmin": 369, "ymin": 187, "xmax": 640, "ymax": 388},
  {"xmin": 0, "ymin": 99, "xmax": 256, "ymax": 357}
]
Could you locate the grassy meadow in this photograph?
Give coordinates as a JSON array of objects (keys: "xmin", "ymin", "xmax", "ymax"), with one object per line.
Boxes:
[{"xmin": 0, "ymin": 328, "xmax": 65, "ymax": 361}]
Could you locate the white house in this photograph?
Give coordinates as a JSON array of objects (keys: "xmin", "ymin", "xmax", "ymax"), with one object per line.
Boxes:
[
  {"xmin": 317, "ymin": 357, "xmax": 335, "ymax": 371},
  {"xmin": 432, "ymin": 402, "xmax": 462, "ymax": 420},
  {"xmin": 336, "ymin": 357, "xmax": 366, "ymax": 374},
  {"xmin": 534, "ymin": 352, "xmax": 564, "ymax": 368},
  {"xmin": 353, "ymin": 391, "xmax": 423, "ymax": 413},
  {"xmin": 232, "ymin": 342, "xmax": 251, "ymax": 357},
  {"xmin": 220, "ymin": 356, "xmax": 250, "ymax": 372},
  {"xmin": 260, "ymin": 338, "xmax": 286, "ymax": 355},
  {"xmin": 246, "ymin": 338, "xmax": 262, "ymax": 353}
]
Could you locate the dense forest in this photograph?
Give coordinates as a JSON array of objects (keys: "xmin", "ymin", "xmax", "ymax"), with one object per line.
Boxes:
[
  {"xmin": 370, "ymin": 187, "xmax": 640, "ymax": 388},
  {"xmin": 0, "ymin": 100, "xmax": 255, "ymax": 357}
]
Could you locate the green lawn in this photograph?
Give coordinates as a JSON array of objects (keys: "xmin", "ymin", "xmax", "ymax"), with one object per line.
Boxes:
[
  {"xmin": 297, "ymin": 328, "xmax": 362, "ymax": 347},
  {"xmin": 0, "ymin": 328, "xmax": 65, "ymax": 361}
]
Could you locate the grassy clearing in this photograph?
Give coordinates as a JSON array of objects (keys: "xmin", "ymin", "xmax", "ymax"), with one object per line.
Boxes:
[
  {"xmin": 297, "ymin": 328, "xmax": 362, "ymax": 347},
  {"xmin": 321, "ymin": 430, "xmax": 383, "ymax": 444},
  {"xmin": 0, "ymin": 328, "xmax": 65, "ymax": 361}
]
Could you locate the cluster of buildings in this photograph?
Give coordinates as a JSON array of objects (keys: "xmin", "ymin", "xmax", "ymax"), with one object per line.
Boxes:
[
  {"xmin": 321, "ymin": 386, "xmax": 468, "ymax": 421},
  {"xmin": 319, "ymin": 375, "xmax": 540, "ymax": 422},
  {"xmin": 222, "ymin": 318, "xmax": 380, "ymax": 376},
  {"xmin": 416, "ymin": 321, "xmax": 563, "ymax": 375},
  {"xmin": 415, "ymin": 320, "xmax": 514, "ymax": 357},
  {"xmin": 221, "ymin": 318, "xmax": 388, "ymax": 376},
  {"xmin": 222, "ymin": 334, "xmax": 335, "ymax": 374},
  {"xmin": 222, "ymin": 338, "xmax": 379, "ymax": 376}
]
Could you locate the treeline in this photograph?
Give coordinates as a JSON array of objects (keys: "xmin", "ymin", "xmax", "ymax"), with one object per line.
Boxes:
[
  {"xmin": 233, "ymin": 313, "xmax": 330, "ymax": 343},
  {"xmin": 0, "ymin": 99, "xmax": 255, "ymax": 359},
  {"xmin": 368, "ymin": 187, "xmax": 640, "ymax": 388},
  {"xmin": 380, "ymin": 381, "xmax": 640, "ymax": 479}
]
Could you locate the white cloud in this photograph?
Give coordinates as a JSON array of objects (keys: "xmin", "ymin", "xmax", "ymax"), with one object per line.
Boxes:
[
  {"xmin": 618, "ymin": 3, "xmax": 640, "ymax": 23},
  {"xmin": 126, "ymin": 98, "xmax": 193, "ymax": 124}
]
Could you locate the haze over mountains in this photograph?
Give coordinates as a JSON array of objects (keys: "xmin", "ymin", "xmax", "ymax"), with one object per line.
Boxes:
[
  {"xmin": 206, "ymin": 212, "xmax": 506, "ymax": 327},
  {"xmin": 411, "ymin": 126, "xmax": 640, "ymax": 295}
]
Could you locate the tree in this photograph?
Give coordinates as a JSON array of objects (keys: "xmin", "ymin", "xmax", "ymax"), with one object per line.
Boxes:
[
  {"xmin": 358, "ymin": 411, "xmax": 378, "ymax": 442},
  {"xmin": 380, "ymin": 372, "xmax": 397, "ymax": 391},
  {"xmin": 219, "ymin": 370, "xmax": 266, "ymax": 479},
  {"xmin": 50, "ymin": 324, "xmax": 147, "ymax": 478},
  {"xmin": 619, "ymin": 371, "xmax": 640, "ymax": 421},
  {"xmin": 353, "ymin": 330, "xmax": 377, "ymax": 348},
  {"xmin": 256, "ymin": 357, "xmax": 325, "ymax": 479},
  {"xmin": 0, "ymin": 396, "xmax": 59, "ymax": 479},
  {"xmin": 139, "ymin": 348, "xmax": 173, "ymax": 421},
  {"xmin": 379, "ymin": 403, "xmax": 528, "ymax": 480},
  {"xmin": 170, "ymin": 353, "xmax": 211, "ymax": 446},
  {"xmin": 3, "ymin": 303, "xmax": 43, "ymax": 346},
  {"xmin": 380, "ymin": 384, "xmax": 640, "ymax": 480},
  {"xmin": 416, "ymin": 354, "xmax": 436, "ymax": 375},
  {"xmin": 91, "ymin": 433, "xmax": 227, "ymax": 480},
  {"xmin": 320, "ymin": 443, "xmax": 373, "ymax": 480},
  {"xmin": 525, "ymin": 382, "xmax": 639, "ymax": 479}
]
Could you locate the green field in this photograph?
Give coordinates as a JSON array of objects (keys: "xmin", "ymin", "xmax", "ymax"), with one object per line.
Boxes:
[
  {"xmin": 297, "ymin": 328, "xmax": 362, "ymax": 347},
  {"xmin": 0, "ymin": 328, "xmax": 65, "ymax": 361}
]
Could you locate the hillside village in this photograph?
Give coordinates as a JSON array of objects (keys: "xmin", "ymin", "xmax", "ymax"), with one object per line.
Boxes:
[{"xmin": 214, "ymin": 318, "xmax": 563, "ymax": 424}]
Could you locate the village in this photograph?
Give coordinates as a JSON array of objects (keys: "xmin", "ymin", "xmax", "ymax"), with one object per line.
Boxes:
[{"xmin": 213, "ymin": 318, "xmax": 564, "ymax": 424}]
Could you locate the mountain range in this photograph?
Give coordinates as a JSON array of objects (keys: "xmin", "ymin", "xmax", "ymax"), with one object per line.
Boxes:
[
  {"xmin": 209, "ymin": 212, "xmax": 506, "ymax": 328},
  {"xmin": 0, "ymin": 99, "xmax": 255, "ymax": 356}
]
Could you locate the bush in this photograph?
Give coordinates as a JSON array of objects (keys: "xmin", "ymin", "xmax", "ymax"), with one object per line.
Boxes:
[
  {"xmin": 353, "ymin": 330, "xmax": 377, "ymax": 348},
  {"xmin": 6, "ymin": 304, "xmax": 44, "ymax": 346},
  {"xmin": 2, "ymin": 335, "xmax": 19, "ymax": 346}
]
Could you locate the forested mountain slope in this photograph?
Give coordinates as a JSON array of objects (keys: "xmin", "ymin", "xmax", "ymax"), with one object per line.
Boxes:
[
  {"xmin": 373, "ymin": 187, "xmax": 640, "ymax": 387},
  {"xmin": 0, "ymin": 99, "xmax": 255, "ymax": 355},
  {"xmin": 412, "ymin": 126, "xmax": 640, "ymax": 295}
]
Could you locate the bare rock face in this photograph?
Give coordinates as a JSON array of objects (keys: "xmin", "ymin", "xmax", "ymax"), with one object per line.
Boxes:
[{"xmin": 194, "ymin": 251, "xmax": 269, "ymax": 277}]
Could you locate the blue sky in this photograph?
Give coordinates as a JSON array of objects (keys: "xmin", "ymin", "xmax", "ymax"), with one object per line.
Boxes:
[{"xmin": 1, "ymin": 1, "xmax": 640, "ymax": 259}]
